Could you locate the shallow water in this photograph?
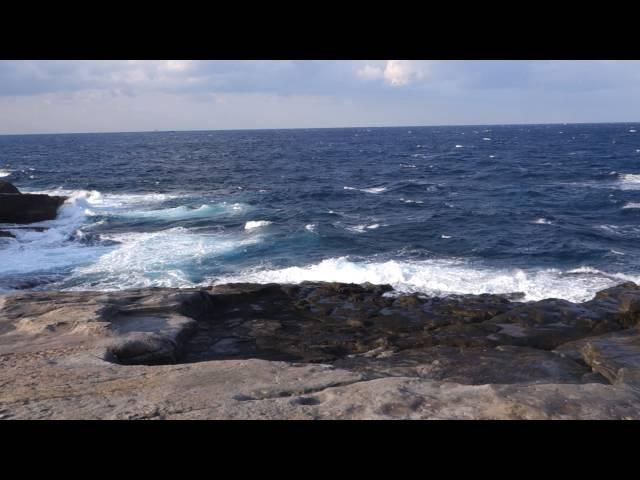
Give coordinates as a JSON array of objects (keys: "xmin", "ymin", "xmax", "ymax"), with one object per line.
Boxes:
[{"xmin": 1, "ymin": 123, "xmax": 640, "ymax": 301}]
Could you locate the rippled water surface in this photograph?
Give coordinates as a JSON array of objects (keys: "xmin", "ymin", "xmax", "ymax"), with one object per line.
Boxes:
[{"xmin": 2, "ymin": 124, "xmax": 640, "ymax": 301}]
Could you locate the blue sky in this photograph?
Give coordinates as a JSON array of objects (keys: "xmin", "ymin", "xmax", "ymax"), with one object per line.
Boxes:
[{"xmin": 0, "ymin": 60, "xmax": 639, "ymax": 134}]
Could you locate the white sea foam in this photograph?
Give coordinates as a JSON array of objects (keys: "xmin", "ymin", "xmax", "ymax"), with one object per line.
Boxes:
[
  {"xmin": 245, "ymin": 220, "xmax": 272, "ymax": 230},
  {"xmin": 25, "ymin": 188, "xmax": 187, "ymax": 209},
  {"xmin": 482, "ymin": 138, "xmax": 491, "ymax": 141},
  {"xmin": 344, "ymin": 186, "xmax": 387, "ymax": 194},
  {"xmin": 0, "ymin": 194, "xmax": 112, "ymax": 276},
  {"xmin": 214, "ymin": 257, "xmax": 639, "ymax": 303},
  {"xmin": 617, "ymin": 174, "xmax": 640, "ymax": 190},
  {"xmin": 0, "ymin": 188, "xmax": 249, "ymax": 287},
  {"xmin": 346, "ymin": 225, "xmax": 367, "ymax": 233},
  {"xmin": 622, "ymin": 203, "xmax": 640, "ymax": 209},
  {"xmin": 68, "ymin": 228, "xmax": 260, "ymax": 290},
  {"xmin": 441, "ymin": 235, "xmax": 452, "ymax": 239},
  {"xmin": 455, "ymin": 145, "xmax": 464, "ymax": 148},
  {"xmin": 0, "ymin": 170, "xmax": 11, "ymax": 178},
  {"xmin": 533, "ymin": 218, "xmax": 553, "ymax": 224},
  {"xmin": 305, "ymin": 224, "xmax": 317, "ymax": 233},
  {"xmin": 118, "ymin": 203, "xmax": 248, "ymax": 221},
  {"xmin": 630, "ymin": 129, "xmax": 637, "ymax": 133}
]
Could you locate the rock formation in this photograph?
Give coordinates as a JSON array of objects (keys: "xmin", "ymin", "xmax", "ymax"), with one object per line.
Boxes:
[
  {"xmin": 0, "ymin": 182, "xmax": 66, "ymax": 224},
  {"xmin": 1, "ymin": 281, "xmax": 640, "ymax": 419},
  {"xmin": 0, "ymin": 181, "xmax": 20, "ymax": 194}
]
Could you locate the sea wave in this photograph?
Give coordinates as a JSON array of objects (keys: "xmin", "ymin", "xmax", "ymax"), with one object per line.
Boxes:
[
  {"xmin": 345, "ymin": 224, "xmax": 380, "ymax": 233},
  {"xmin": 24, "ymin": 188, "xmax": 188, "ymax": 209},
  {"xmin": 213, "ymin": 257, "xmax": 638, "ymax": 303},
  {"xmin": 344, "ymin": 186, "xmax": 387, "ymax": 194},
  {"xmin": 117, "ymin": 203, "xmax": 248, "ymax": 221},
  {"xmin": 245, "ymin": 220, "xmax": 272, "ymax": 230},
  {"xmin": 617, "ymin": 173, "xmax": 640, "ymax": 190},
  {"xmin": 0, "ymin": 188, "xmax": 252, "ymax": 289},
  {"xmin": 66, "ymin": 227, "xmax": 261, "ymax": 290}
]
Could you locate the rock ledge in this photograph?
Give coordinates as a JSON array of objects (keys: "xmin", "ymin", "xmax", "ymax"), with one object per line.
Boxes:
[{"xmin": 1, "ymin": 281, "xmax": 640, "ymax": 419}]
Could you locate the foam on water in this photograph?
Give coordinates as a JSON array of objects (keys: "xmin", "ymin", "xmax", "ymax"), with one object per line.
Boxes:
[
  {"xmin": 0, "ymin": 170, "xmax": 11, "ymax": 178},
  {"xmin": 346, "ymin": 223, "xmax": 381, "ymax": 233},
  {"xmin": 0, "ymin": 195, "xmax": 112, "ymax": 279},
  {"xmin": 117, "ymin": 203, "xmax": 248, "ymax": 220},
  {"xmin": 344, "ymin": 186, "xmax": 387, "ymax": 194},
  {"xmin": 245, "ymin": 220, "xmax": 272, "ymax": 230},
  {"xmin": 346, "ymin": 225, "xmax": 367, "ymax": 233},
  {"xmin": 215, "ymin": 257, "xmax": 638, "ymax": 303},
  {"xmin": 0, "ymin": 188, "xmax": 253, "ymax": 290},
  {"xmin": 617, "ymin": 174, "xmax": 640, "ymax": 190},
  {"xmin": 66, "ymin": 227, "xmax": 260, "ymax": 290},
  {"xmin": 623, "ymin": 203, "xmax": 640, "ymax": 209}
]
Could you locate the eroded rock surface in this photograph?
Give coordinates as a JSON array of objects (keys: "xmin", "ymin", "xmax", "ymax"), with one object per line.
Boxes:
[{"xmin": 1, "ymin": 281, "xmax": 640, "ymax": 419}]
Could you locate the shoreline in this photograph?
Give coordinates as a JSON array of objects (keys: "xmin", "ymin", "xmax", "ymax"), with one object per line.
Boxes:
[{"xmin": 1, "ymin": 280, "xmax": 640, "ymax": 419}]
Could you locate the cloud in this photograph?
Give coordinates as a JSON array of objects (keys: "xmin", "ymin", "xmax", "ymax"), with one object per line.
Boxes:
[
  {"xmin": 356, "ymin": 63, "xmax": 384, "ymax": 81},
  {"xmin": 355, "ymin": 60, "xmax": 430, "ymax": 86},
  {"xmin": 383, "ymin": 60, "xmax": 428, "ymax": 86},
  {"xmin": 1, "ymin": 60, "xmax": 640, "ymax": 133}
]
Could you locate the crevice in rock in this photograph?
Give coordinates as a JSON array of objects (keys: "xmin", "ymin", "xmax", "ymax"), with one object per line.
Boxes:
[{"xmin": 232, "ymin": 376, "xmax": 379, "ymax": 402}]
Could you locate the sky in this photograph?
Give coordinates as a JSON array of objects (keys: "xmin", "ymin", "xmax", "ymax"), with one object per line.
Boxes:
[{"xmin": 0, "ymin": 60, "xmax": 639, "ymax": 134}]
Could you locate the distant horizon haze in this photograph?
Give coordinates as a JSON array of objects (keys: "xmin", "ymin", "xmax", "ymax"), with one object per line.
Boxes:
[{"xmin": 0, "ymin": 121, "xmax": 639, "ymax": 137}]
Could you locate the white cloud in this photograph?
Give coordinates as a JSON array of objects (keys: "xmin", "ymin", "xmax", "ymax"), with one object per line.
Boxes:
[
  {"xmin": 355, "ymin": 61, "xmax": 430, "ymax": 86},
  {"xmin": 383, "ymin": 60, "xmax": 428, "ymax": 86},
  {"xmin": 356, "ymin": 64, "xmax": 384, "ymax": 81},
  {"xmin": 2, "ymin": 60, "xmax": 640, "ymax": 133}
]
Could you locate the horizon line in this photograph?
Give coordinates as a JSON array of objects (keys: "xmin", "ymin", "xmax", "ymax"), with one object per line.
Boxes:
[{"xmin": 0, "ymin": 120, "xmax": 638, "ymax": 137}]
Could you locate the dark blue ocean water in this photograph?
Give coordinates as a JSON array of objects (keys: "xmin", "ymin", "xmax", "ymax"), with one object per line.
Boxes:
[{"xmin": 1, "ymin": 123, "xmax": 640, "ymax": 301}]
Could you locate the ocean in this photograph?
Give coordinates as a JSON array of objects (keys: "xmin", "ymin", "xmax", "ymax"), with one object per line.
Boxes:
[{"xmin": 1, "ymin": 123, "xmax": 640, "ymax": 301}]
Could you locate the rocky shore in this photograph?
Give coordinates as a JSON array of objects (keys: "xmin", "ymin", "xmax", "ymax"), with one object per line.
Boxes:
[
  {"xmin": 0, "ymin": 180, "xmax": 66, "ymax": 225},
  {"xmin": 1, "ymin": 280, "xmax": 640, "ymax": 419}
]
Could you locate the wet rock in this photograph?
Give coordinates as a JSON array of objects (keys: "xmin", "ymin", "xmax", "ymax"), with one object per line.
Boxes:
[
  {"xmin": 0, "ymin": 192, "xmax": 67, "ymax": 224},
  {"xmin": 0, "ymin": 181, "xmax": 20, "ymax": 194},
  {"xmin": 485, "ymin": 298, "xmax": 624, "ymax": 349}
]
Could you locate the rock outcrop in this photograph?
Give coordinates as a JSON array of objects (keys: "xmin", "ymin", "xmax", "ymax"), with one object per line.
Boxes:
[
  {"xmin": 1, "ymin": 281, "xmax": 640, "ymax": 419},
  {"xmin": 0, "ymin": 182, "xmax": 66, "ymax": 224},
  {"xmin": 0, "ymin": 181, "xmax": 20, "ymax": 194}
]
